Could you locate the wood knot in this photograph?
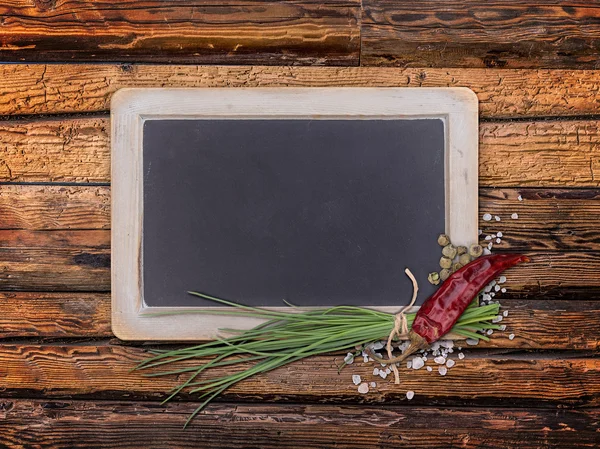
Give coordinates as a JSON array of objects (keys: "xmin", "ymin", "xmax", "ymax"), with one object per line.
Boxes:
[{"xmin": 33, "ymin": 0, "xmax": 56, "ymax": 11}]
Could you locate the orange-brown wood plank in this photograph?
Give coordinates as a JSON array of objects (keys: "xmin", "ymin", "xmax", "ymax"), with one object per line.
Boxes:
[
  {"xmin": 2, "ymin": 65, "xmax": 600, "ymax": 117},
  {"xmin": 0, "ymin": 0, "xmax": 360, "ymax": 65},
  {"xmin": 1, "ymin": 400, "xmax": 598, "ymax": 448},
  {"xmin": 0, "ymin": 344, "xmax": 598, "ymax": 406},
  {"xmin": 1, "ymin": 296, "xmax": 597, "ymax": 349},
  {"xmin": 0, "ymin": 292, "xmax": 110, "ymax": 338},
  {"xmin": 3, "ymin": 117, "xmax": 600, "ymax": 187},
  {"xmin": 361, "ymin": 0, "xmax": 600, "ymax": 69}
]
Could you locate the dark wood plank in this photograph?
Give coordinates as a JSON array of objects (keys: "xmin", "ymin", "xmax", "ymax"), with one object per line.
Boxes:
[
  {"xmin": 0, "ymin": 292, "xmax": 111, "ymax": 338},
  {"xmin": 362, "ymin": 0, "xmax": 600, "ymax": 69},
  {"xmin": 0, "ymin": 0, "xmax": 360, "ymax": 65},
  {"xmin": 479, "ymin": 188, "xmax": 600, "ymax": 251},
  {"xmin": 4, "ymin": 117, "xmax": 600, "ymax": 187},
  {"xmin": 0, "ymin": 344, "xmax": 598, "ymax": 406},
  {"xmin": 1, "ymin": 400, "xmax": 598, "ymax": 448},
  {"xmin": 2, "ymin": 65, "xmax": 600, "ymax": 117},
  {"xmin": 1, "ymin": 295, "xmax": 597, "ymax": 348}
]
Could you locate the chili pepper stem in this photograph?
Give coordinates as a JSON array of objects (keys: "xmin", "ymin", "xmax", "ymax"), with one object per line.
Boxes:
[{"xmin": 366, "ymin": 332, "xmax": 429, "ymax": 365}]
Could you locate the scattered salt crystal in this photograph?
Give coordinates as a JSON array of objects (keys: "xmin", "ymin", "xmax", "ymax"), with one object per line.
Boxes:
[
  {"xmin": 483, "ymin": 248, "xmax": 492, "ymax": 255},
  {"xmin": 426, "ymin": 366, "xmax": 433, "ymax": 372},
  {"xmin": 385, "ymin": 367, "xmax": 392, "ymax": 375},
  {"xmin": 370, "ymin": 382, "xmax": 377, "ymax": 388},
  {"xmin": 491, "ymin": 280, "xmax": 497, "ymax": 286},
  {"xmin": 406, "ymin": 391, "xmax": 415, "ymax": 400},
  {"xmin": 446, "ymin": 359, "xmax": 456, "ymax": 368},
  {"xmin": 495, "ymin": 285, "xmax": 501, "ymax": 292},
  {"xmin": 478, "ymin": 229, "xmax": 483, "ymax": 235},
  {"xmin": 379, "ymin": 370, "xmax": 388, "ymax": 379},
  {"xmin": 363, "ymin": 355, "xmax": 369, "ymax": 363},
  {"xmin": 501, "ymin": 288, "xmax": 507, "ymax": 293},
  {"xmin": 492, "ymin": 316, "xmax": 501, "ymax": 323},
  {"xmin": 466, "ymin": 338, "xmax": 479, "ymax": 346},
  {"xmin": 438, "ymin": 366, "xmax": 448, "ymax": 376},
  {"xmin": 483, "ymin": 213, "xmax": 492, "ymax": 221},
  {"xmin": 496, "ymin": 238, "xmax": 501, "ymax": 244},
  {"xmin": 499, "ymin": 325, "xmax": 507, "ymax": 331},
  {"xmin": 497, "ymin": 232, "xmax": 503, "ymax": 238},
  {"xmin": 486, "ymin": 329, "xmax": 494, "ymax": 336},
  {"xmin": 434, "ymin": 356, "xmax": 446, "ymax": 364},
  {"xmin": 442, "ymin": 341, "xmax": 454, "ymax": 349},
  {"xmin": 458, "ymin": 347, "xmax": 462, "ymax": 350},
  {"xmin": 422, "ymin": 356, "xmax": 428, "ymax": 361},
  {"xmin": 430, "ymin": 342, "xmax": 441, "ymax": 351},
  {"xmin": 499, "ymin": 276, "xmax": 507, "ymax": 284},
  {"xmin": 503, "ymin": 311, "xmax": 509, "ymax": 317},
  {"xmin": 412, "ymin": 357, "xmax": 425, "ymax": 370},
  {"xmin": 352, "ymin": 375, "xmax": 361, "ymax": 385},
  {"xmin": 517, "ymin": 195, "xmax": 523, "ymax": 201},
  {"xmin": 511, "ymin": 213, "xmax": 519, "ymax": 219},
  {"xmin": 485, "ymin": 235, "xmax": 492, "ymax": 241},
  {"xmin": 508, "ymin": 334, "xmax": 515, "ymax": 340},
  {"xmin": 358, "ymin": 383, "xmax": 369, "ymax": 394},
  {"xmin": 487, "ymin": 242, "xmax": 493, "ymax": 250},
  {"xmin": 373, "ymin": 368, "xmax": 380, "ymax": 376},
  {"xmin": 458, "ymin": 353, "xmax": 465, "ymax": 360},
  {"xmin": 484, "ymin": 284, "xmax": 492, "ymax": 293},
  {"xmin": 448, "ymin": 348, "xmax": 454, "ymax": 353},
  {"xmin": 491, "ymin": 234, "xmax": 497, "ymax": 238},
  {"xmin": 371, "ymin": 341, "xmax": 384, "ymax": 351},
  {"xmin": 495, "ymin": 215, "xmax": 501, "ymax": 221},
  {"xmin": 406, "ymin": 360, "xmax": 412, "ymax": 369},
  {"xmin": 344, "ymin": 353, "xmax": 354, "ymax": 364},
  {"xmin": 490, "ymin": 292, "xmax": 496, "ymax": 298}
]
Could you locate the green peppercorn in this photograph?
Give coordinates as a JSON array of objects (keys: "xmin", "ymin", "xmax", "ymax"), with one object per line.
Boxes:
[
  {"xmin": 442, "ymin": 244, "xmax": 457, "ymax": 259},
  {"xmin": 437, "ymin": 234, "xmax": 451, "ymax": 247},
  {"xmin": 458, "ymin": 253, "xmax": 471, "ymax": 265},
  {"xmin": 440, "ymin": 256, "xmax": 453, "ymax": 269},
  {"xmin": 439, "ymin": 268, "xmax": 451, "ymax": 281},
  {"xmin": 457, "ymin": 246, "xmax": 468, "ymax": 256},
  {"xmin": 428, "ymin": 272, "xmax": 440, "ymax": 285},
  {"xmin": 452, "ymin": 262, "xmax": 463, "ymax": 272},
  {"xmin": 469, "ymin": 244, "xmax": 483, "ymax": 258}
]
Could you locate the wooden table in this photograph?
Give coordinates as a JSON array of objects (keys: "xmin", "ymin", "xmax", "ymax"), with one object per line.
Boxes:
[{"xmin": 0, "ymin": 2, "xmax": 599, "ymax": 447}]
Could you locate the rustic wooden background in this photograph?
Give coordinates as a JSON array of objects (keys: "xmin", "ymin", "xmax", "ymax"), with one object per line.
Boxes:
[{"xmin": 1, "ymin": 1, "xmax": 599, "ymax": 447}]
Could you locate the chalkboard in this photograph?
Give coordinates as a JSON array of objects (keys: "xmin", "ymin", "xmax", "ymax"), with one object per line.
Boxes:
[
  {"xmin": 142, "ymin": 118, "xmax": 444, "ymax": 308},
  {"xmin": 111, "ymin": 87, "xmax": 478, "ymax": 340}
]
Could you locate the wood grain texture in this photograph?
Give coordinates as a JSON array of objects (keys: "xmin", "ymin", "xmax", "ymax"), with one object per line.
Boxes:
[
  {"xmin": 0, "ymin": 292, "xmax": 110, "ymax": 338},
  {"xmin": 0, "ymin": 0, "xmax": 360, "ymax": 65},
  {"xmin": 1, "ymin": 400, "xmax": 598, "ymax": 448},
  {"xmin": 2, "ymin": 64, "xmax": 600, "ymax": 118},
  {"xmin": 0, "ymin": 344, "xmax": 598, "ymax": 406},
  {"xmin": 479, "ymin": 188, "xmax": 600, "ymax": 251},
  {"xmin": 361, "ymin": 0, "xmax": 600, "ymax": 69},
  {"xmin": 0, "ymin": 185, "xmax": 110, "ymax": 230},
  {"xmin": 0, "ymin": 296, "xmax": 597, "ymax": 348},
  {"xmin": 4, "ymin": 117, "xmax": 600, "ymax": 186}
]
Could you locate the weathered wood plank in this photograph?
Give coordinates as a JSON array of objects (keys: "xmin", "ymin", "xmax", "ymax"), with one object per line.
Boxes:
[
  {"xmin": 479, "ymin": 189, "xmax": 600, "ymax": 251},
  {"xmin": 3, "ymin": 117, "xmax": 600, "ymax": 187},
  {"xmin": 1, "ymin": 65, "xmax": 600, "ymax": 118},
  {"xmin": 1, "ymin": 295, "xmax": 597, "ymax": 349},
  {"xmin": 0, "ymin": 292, "xmax": 111, "ymax": 338},
  {"xmin": 0, "ymin": 0, "xmax": 360, "ymax": 65},
  {"xmin": 361, "ymin": 0, "xmax": 600, "ymax": 69},
  {"xmin": 1, "ymin": 400, "xmax": 598, "ymax": 448},
  {"xmin": 0, "ymin": 344, "xmax": 598, "ymax": 406},
  {"xmin": 0, "ymin": 185, "xmax": 110, "ymax": 230}
]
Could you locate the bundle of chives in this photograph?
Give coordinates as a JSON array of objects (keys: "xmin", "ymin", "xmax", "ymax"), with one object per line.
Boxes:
[{"xmin": 134, "ymin": 292, "xmax": 500, "ymax": 428}]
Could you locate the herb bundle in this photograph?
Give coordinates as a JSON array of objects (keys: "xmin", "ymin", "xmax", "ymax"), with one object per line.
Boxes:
[{"xmin": 134, "ymin": 291, "xmax": 501, "ymax": 427}]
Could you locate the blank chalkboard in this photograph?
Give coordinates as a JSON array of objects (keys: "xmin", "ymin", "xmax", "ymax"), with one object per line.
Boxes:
[
  {"xmin": 142, "ymin": 118, "xmax": 445, "ymax": 308},
  {"xmin": 111, "ymin": 87, "xmax": 478, "ymax": 340}
]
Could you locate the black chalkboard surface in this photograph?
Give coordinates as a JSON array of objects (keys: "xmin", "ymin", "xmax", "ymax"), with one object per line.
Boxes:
[{"xmin": 142, "ymin": 118, "xmax": 445, "ymax": 308}]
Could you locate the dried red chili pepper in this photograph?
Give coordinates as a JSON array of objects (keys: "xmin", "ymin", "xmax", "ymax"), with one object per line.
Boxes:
[{"xmin": 369, "ymin": 253, "xmax": 530, "ymax": 363}]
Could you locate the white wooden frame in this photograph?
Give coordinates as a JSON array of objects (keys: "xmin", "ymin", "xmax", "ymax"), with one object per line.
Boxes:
[{"xmin": 111, "ymin": 87, "xmax": 479, "ymax": 341}]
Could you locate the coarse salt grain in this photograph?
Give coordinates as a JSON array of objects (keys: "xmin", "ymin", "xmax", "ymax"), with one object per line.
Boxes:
[
  {"xmin": 344, "ymin": 353, "xmax": 354, "ymax": 364},
  {"xmin": 503, "ymin": 311, "xmax": 509, "ymax": 317},
  {"xmin": 406, "ymin": 360, "xmax": 412, "ymax": 369},
  {"xmin": 499, "ymin": 275, "xmax": 507, "ymax": 284},
  {"xmin": 511, "ymin": 213, "xmax": 519, "ymax": 219},
  {"xmin": 518, "ymin": 195, "xmax": 523, "ymax": 201},
  {"xmin": 352, "ymin": 375, "xmax": 361, "ymax": 385},
  {"xmin": 487, "ymin": 242, "xmax": 493, "ymax": 250},
  {"xmin": 438, "ymin": 366, "xmax": 448, "ymax": 376},
  {"xmin": 446, "ymin": 359, "xmax": 456, "ymax": 368},
  {"xmin": 497, "ymin": 232, "xmax": 503, "ymax": 238},
  {"xmin": 485, "ymin": 235, "xmax": 492, "ymax": 241},
  {"xmin": 373, "ymin": 368, "xmax": 379, "ymax": 376},
  {"xmin": 466, "ymin": 338, "xmax": 479, "ymax": 346},
  {"xmin": 363, "ymin": 355, "xmax": 369, "ymax": 363},
  {"xmin": 483, "ymin": 213, "xmax": 492, "ymax": 221},
  {"xmin": 483, "ymin": 248, "xmax": 492, "ymax": 255},
  {"xmin": 406, "ymin": 391, "xmax": 415, "ymax": 400},
  {"xmin": 370, "ymin": 382, "xmax": 377, "ymax": 388},
  {"xmin": 496, "ymin": 238, "xmax": 501, "ymax": 244},
  {"xmin": 500, "ymin": 325, "xmax": 507, "ymax": 331},
  {"xmin": 434, "ymin": 356, "xmax": 446, "ymax": 364},
  {"xmin": 486, "ymin": 329, "xmax": 494, "ymax": 336},
  {"xmin": 379, "ymin": 370, "xmax": 388, "ymax": 379},
  {"xmin": 426, "ymin": 366, "xmax": 433, "ymax": 372},
  {"xmin": 458, "ymin": 353, "xmax": 465, "ymax": 360},
  {"xmin": 412, "ymin": 357, "xmax": 425, "ymax": 370},
  {"xmin": 508, "ymin": 334, "xmax": 515, "ymax": 340},
  {"xmin": 495, "ymin": 216, "xmax": 501, "ymax": 221},
  {"xmin": 478, "ymin": 229, "xmax": 483, "ymax": 235},
  {"xmin": 501, "ymin": 288, "xmax": 507, "ymax": 293},
  {"xmin": 358, "ymin": 383, "xmax": 369, "ymax": 394},
  {"xmin": 371, "ymin": 341, "xmax": 384, "ymax": 351},
  {"xmin": 385, "ymin": 368, "xmax": 391, "ymax": 375}
]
